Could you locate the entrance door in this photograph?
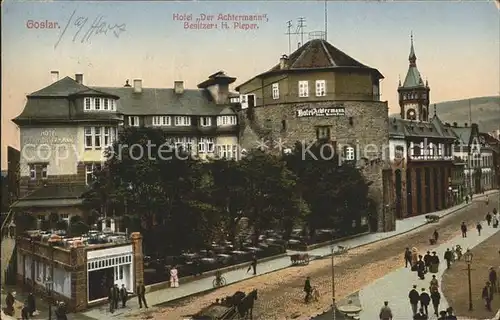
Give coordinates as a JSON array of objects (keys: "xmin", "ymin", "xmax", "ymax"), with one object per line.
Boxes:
[{"xmin": 395, "ymin": 170, "xmax": 403, "ymax": 218}]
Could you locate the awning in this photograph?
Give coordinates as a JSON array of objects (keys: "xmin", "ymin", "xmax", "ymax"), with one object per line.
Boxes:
[{"xmin": 10, "ymin": 198, "xmax": 84, "ymax": 208}]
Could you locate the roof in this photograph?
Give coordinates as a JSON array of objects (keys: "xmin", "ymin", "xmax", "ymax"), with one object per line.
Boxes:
[
  {"xmin": 451, "ymin": 127, "xmax": 472, "ymax": 145},
  {"xmin": 91, "ymin": 86, "xmax": 235, "ymax": 116},
  {"xmin": 10, "ymin": 199, "xmax": 84, "ymax": 208},
  {"xmin": 389, "ymin": 115, "xmax": 456, "ymax": 139},
  {"xmin": 19, "ymin": 184, "xmax": 89, "ymax": 200},
  {"xmin": 400, "ymin": 36, "xmax": 426, "ymax": 89},
  {"xmin": 235, "ymin": 39, "xmax": 383, "ymax": 90},
  {"xmin": 28, "ymin": 77, "xmax": 118, "ymax": 98}
]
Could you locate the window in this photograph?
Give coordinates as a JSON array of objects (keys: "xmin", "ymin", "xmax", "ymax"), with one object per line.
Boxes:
[
  {"xmin": 29, "ymin": 164, "xmax": 36, "ymax": 180},
  {"xmin": 94, "ymin": 127, "xmax": 101, "ymax": 149},
  {"xmin": 152, "ymin": 116, "xmax": 171, "ymax": 126},
  {"xmin": 200, "ymin": 117, "xmax": 212, "ymax": 127},
  {"xmin": 315, "ymin": 80, "xmax": 326, "ymax": 97},
  {"xmin": 84, "ymin": 98, "xmax": 91, "ymax": 110},
  {"xmin": 60, "ymin": 214, "xmax": 69, "ymax": 221},
  {"xmin": 272, "ymin": 83, "xmax": 279, "ymax": 99},
  {"xmin": 343, "ymin": 146, "xmax": 355, "ymax": 161},
  {"xmin": 85, "ymin": 163, "xmax": 102, "ymax": 185},
  {"xmin": 395, "ymin": 146, "xmax": 404, "ymax": 159},
  {"xmin": 128, "ymin": 116, "xmax": 139, "ymax": 127},
  {"xmin": 217, "ymin": 145, "xmax": 238, "ymax": 160},
  {"xmin": 174, "ymin": 137, "xmax": 194, "ymax": 152},
  {"xmin": 37, "ymin": 215, "xmax": 45, "ymax": 221},
  {"xmin": 41, "ymin": 165, "xmax": 48, "ymax": 179},
  {"xmin": 103, "ymin": 127, "xmax": 116, "ymax": 147},
  {"xmin": 95, "ymin": 98, "xmax": 101, "ymax": 110},
  {"xmin": 85, "ymin": 127, "xmax": 115, "ymax": 149},
  {"xmin": 217, "ymin": 116, "xmax": 237, "ymax": 126},
  {"xmin": 103, "ymin": 99, "xmax": 109, "ymax": 110},
  {"xmin": 198, "ymin": 137, "xmax": 215, "ymax": 153},
  {"xmin": 174, "ymin": 116, "xmax": 191, "ymax": 126},
  {"xmin": 110, "ymin": 100, "xmax": 116, "ymax": 111},
  {"xmin": 316, "ymin": 126, "xmax": 330, "ymax": 140},
  {"xmin": 299, "ymin": 81, "xmax": 309, "ymax": 97}
]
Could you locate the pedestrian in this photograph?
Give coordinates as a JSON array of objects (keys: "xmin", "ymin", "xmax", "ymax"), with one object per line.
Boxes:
[
  {"xmin": 433, "ymin": 230, "xmax": 439, "ymax": 242},
  {"xmin": 120, "ymin": 284, "xmax": 128, "ymax": 308},
  {"xmin": 27, "ymin": 292, "xmax": 35, "ymax": 316},
  {"xmin": 476, "ymin": 221, "xmax": 482, "ymax": 236},
  {"xmin": 482, "ymin": 281, "xmax": 493, "ymax": 311},
  {"xmin": 486, "ymin": 212, "xmax": 492, "ymax": 226},
  {"xmin": 413, "ymin": 307, "xmax": 428, "ymax": 320},
  {"xmin": 461, "ymin": 222, "xmax": 467, "ymax": 237},
  {"xmin": 455, "ymin": 245, "xmax": 462, "ymax": 260},
  {"xmin": 446, "ymin": 307, "xmax": 457, "ymax": 319},
  {"xmin": 5, "ymin": 291, "xmax": 15, "ymax": 316},
  {"xmin": 465, "ymin": 195, "xmax": 469, "ymax": 204},
  {"xmin": 21, "ymin": 300, "xmax": 30, "ymax": 320},
  {"xmin": 489, "ymin": 266, "xmax": 498, "ymax": 293},
  {"xmin": 409, "ymin": 285, "xmax": 420, "ymax": 315},
  {"xmin": 55, "ymin": 301, "xmax": 68, "ymax": 320},
  {"xmin": 437, "ymin": 310, "xmax": 447, "ymax": 320},
  {"xmin": 430, "ymin": 289, "xmax": 440, "ymax": 316},
  {"xmin": 379, "ymin": 301, "xmax": 393, "ymax": 320},
  {"xmin": 108, "ymin": 285, "xmax": 115, "ymax": 313},
  {"xmin": 493, "ymin": 215, "xmax": 499, "ymax": 228},
  {"xmin": 405, "ymin": 247, "xmax": 412, "ymax": 268},
  {"xmin": 423, "ymin": 251, "xmax": 432, "ymax": 273},
  {"xmin": 304, "ymin": 276, "xmax": 312, "ymax": 303},
  {"xmin": 113, "ymin": 284, "xmax": 119, "ymax": 310},
  {"xmin": 136, "ymin": 281, "xmax": 148, "ymax": 309},
  {"xmin": 419, "ymin": 288, "xmax": 430, "ymax": 316},
  {"xmin": 417, "ymin": 255, "xmax": 426, "ymax": 279},
  {"xmin": 430, "ymin": 251, "xmax": 440, "ymax": 273},
  {"xmin": 247, "ymin": 253, "xmax": 257, "ymax": 275},
  {"xmin": 444, "ymin": 249, "xmax": 453, "ymax": 269},
  {"xmin": 170, "ymin": 265, "xmax": 179, "ymax": 288},
  {"xmin": 429, "ymin": 275, "xmax": 439, "ymax": 292}
]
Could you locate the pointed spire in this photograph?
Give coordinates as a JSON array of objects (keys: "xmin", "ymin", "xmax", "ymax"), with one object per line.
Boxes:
[
  {"xmin": 398, "ymin": 74, "xmax": 401, "ymax": 87},
  {"xmin": 433, "ymin": 103, "xmax": 437, "ymax": 117},
  {"xmin": 409, "ymin": 31, "xmax": 417, "ymax": 66}
]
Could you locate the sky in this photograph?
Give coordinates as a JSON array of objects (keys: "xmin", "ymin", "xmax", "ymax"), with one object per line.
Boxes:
[{"xmin": 1, "ymin": 1, "xmax": 499, "ymax": 169}]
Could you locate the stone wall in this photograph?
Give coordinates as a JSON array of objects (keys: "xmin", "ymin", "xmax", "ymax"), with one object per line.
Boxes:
[
  {"xmin": 238, "ymin": 100, "xmax": 395, "ymax": 232},
  {"xmin": 131, "ymin": 232, "xmax": 144, "ymax": 293}
]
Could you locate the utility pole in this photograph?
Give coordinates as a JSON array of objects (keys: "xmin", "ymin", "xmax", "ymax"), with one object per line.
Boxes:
[
  {"xmin": 469, "ymin": 99, "xmax": 474, "ymax": 196},
  {"xmin": 285, "ymin": 20, "xmax": 293, "ymax": 55},
  {"xmin": 331, "ymin": 246, "xmax": 336, "ymax": 320},
  {"xmin": 324, "ymin": 0, "xmax": 328, "ymax": 41},
  {"xmin": 297, "ymin": 17, "xmax": 306, "ymax": 47}
]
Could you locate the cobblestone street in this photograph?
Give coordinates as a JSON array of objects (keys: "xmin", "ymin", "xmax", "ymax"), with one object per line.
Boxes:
[{"xmin": 149, "ymin": 196, "xmax": 498, "ymax": 320}]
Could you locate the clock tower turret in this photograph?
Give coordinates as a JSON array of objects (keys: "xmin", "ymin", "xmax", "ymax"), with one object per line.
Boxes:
[{"xmin": 398, "ymin": 33, "xmax": 431, "ymax": 122}]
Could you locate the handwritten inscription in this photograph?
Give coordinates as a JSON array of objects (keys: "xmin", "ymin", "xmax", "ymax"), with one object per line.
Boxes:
[
  {"xmin": 173, "ymin": 13, "xmax": 269, "ymax": 30},
  {"xmin": 54, "ymin": 10, "xmax": 126, "ymax": 49}
]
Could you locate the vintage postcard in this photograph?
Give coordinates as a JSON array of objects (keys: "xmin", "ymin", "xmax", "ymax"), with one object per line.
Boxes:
[{"xmin": 1, "ymin": 1, "xmax": 499, "ymax": 320}]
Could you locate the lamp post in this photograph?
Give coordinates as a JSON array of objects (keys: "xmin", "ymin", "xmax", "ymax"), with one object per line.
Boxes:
[
  {"xmin": 330, "ymin": 246, "xmax": 336, "ymax": 320},
  {"xmin": 464, "ymin": 249, "xmax": 474, "ymax": 311},
  {"xmin": 44, "ymin": 276, "xmax": 54, "ymax": 320}
]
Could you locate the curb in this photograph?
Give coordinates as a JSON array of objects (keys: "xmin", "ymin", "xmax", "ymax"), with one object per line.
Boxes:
[{"xmin": 152, "ymin": 190, "xmax": 498, "ymax": 308}]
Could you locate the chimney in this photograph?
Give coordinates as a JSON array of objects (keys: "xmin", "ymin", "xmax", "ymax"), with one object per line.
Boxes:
[
  {"xmin": 280, "ymin": 55, "xmax": 289, "ymax": 70},
  {"xmin": 50, "ymin": 71, "xmax": 59, "ymax": 83},
  {"xmin": 174, "ymin": 81, "xmax": 184, "ymax": 94},
  {"xmin": 453, "ymin": 122, "xmax": 457, "ymax": 127},
  {"xmin": 197, "ymin": 71, "xmax": 236, "ymax": 105},
  {"xmin": 133, "ymin": 79, "xmax": 142, "ymax": 93},
  {"xmin": 124, "ymin": 80, "xmax": 131, "ymax": 87},
  {"xmin": 75, "ymin": 73, "xmax": 83, "ymax": 84},
  {"xmin": 464, "ymin": 123, "xmax": 468, "ymax": 127}
]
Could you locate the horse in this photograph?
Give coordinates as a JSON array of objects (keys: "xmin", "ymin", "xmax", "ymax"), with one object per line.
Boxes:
[{"xmin": 236, "ymin": 289, "xmax": 258, "ymax": 319}]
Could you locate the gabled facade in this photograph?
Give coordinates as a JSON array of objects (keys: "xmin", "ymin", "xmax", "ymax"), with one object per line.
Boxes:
[
  {"xmin": 388, "ymin": 35, "xmax": 457, "ymax": 218},
  {"xmin": 235, "ymin": 38, "xmax": 394, "ymax": 232},
  {"xmin": 11, "ymin": 71, "xmax": 241, "ymax": 220}
]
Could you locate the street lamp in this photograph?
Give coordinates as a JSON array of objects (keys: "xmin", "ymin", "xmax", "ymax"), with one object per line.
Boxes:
[
  {"xmin": 44, "ymin": 276, "xmax": 54, "ymax": 320},
  {"xmin": 464, "ymin": 249, "xmax": 473, "ymax": 311}
]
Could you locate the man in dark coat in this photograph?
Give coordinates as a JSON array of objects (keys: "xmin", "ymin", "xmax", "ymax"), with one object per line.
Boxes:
[
  {"xmin": 27, "ymin": 292, "xmax": 35, "ymax": 316},
  {"xmin": 5, "ymin": 291, "xmax": 15, "ymax": 316},
  {"xmin": 476, "ymin": 222, "xmax": 483, "ymax": 236},
  {"xmin": 108, "ymin": 285, "xmax": 116, "ymax": 313},
  {"xmin": 444, "ymin": 249, "xmax": 453, "ymax": 269},
  {"xmin": 113, "ymin": 284, "xmax": 120, "ymax": 310},
  {"xmin": 413, "ymin": 307, "xmax": 428, "ymax": 320},
  {"xmin": 304, "ymin": 276, "xmax": 312, "ymax": 303},
  {"xmin": 247, "ymin": 254, "xmax": 257, "ymax": 275},
  {"xmin": 120, "ymin": 284, "xmax": 128, "ymax": 308},
  {"xmin": 433, "ymin": 230, "xmax": 439, "ymax": 242},
  {"xmin": 416, "ymin": 256, "xmax": 426, "ymax": 279},
  {"xmin": 55, "ymin": 301, "xmax": 68, "ymax": 320},
  {"xmin": 137, "ymin": 281, "xmax": 148, "ymax": 308},
  {"xmin": 446, "ymin": 307, "xmax": 458, "ymax": 319},
  {"xmin": 409, "ymin": 285, "xmax": 420, "ymax": 315},
  {"xmin": 430, "ymin": 290, "xmax": 440, "ymax": 316},
  {"xmin": 419, "ymin": 288, "xmax": 430, "ymax": 315},
  {"xmin": 405, "ymin": 248, "xmax": 412, "ymax": 268},
  {"xmin": 481, "ymin": 281, "xmax": 494, "ymax": 311},
  {"xmin": 21, "ymin": 300, "xmax": 30, "ymax": 320},
  {"xmin": 489, "ymin": 266, "xmax": 498, "ymax": 293},
  {"xmin": 461, "ymin": 222, "xmax": 467, "ymax": 237},
  {"xmin": 486, "ymin": 212, "xmax": 492, "ymax": 226},
  {"xmin": 423, "ymin": 251, "xmax": 432, "ymax": 273}
]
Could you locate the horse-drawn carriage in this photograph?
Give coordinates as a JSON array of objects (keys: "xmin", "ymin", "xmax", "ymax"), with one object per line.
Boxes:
[
  {"xmin": 290, "ymin": 253, "xmax": 310, "ymax": 265},
  {"xmin": 190, "ymin": 290, "xmax": 258, "ymax": 320}
]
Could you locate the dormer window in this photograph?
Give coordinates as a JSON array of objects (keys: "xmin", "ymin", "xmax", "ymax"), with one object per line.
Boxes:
[
  {"xmin": 217, "ymin": 116, "xmax": 237, "ymax": 126},
  {"xmin": 200, "ymin": 117, "xmax": 212, "ymax": 127},
  {"xmin": 128, "ymin": 116, "xmax": 140, "ymax": 127},
  {"xmin": 174, "ymin": 116, "xmax": 191, "ymax": 126},
  {"xmin": 84, "ymin": 98, "xmax": 116, "ymax": 112},
  {"xmin": 95, "ymin": 98, "xmax": 101, "ymax": 110}
]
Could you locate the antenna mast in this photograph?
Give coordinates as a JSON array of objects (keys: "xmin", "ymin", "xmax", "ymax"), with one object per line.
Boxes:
[
  {"xmin": 296, "ymin": 17, "xmax": 306, "ymax": 47},
  {"xmin": 324, "ymin": 0, "xmax": 328, "ymax": 42},
  {"xmin": 285, "ymin": 20, "xmax": 293, "ymax": 54}
]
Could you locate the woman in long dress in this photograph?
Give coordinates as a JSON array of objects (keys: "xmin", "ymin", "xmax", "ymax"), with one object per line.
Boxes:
[{"xmin": 170, "ymin": 266, "xmax": 179, "ymax": 288}]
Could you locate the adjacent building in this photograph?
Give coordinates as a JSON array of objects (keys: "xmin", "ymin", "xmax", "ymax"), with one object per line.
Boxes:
[
  {"xmin": 388, "ymin": 35, "xmax": 457, "ymax": 218},
  {"xmin": 11, "ymin": 71, "xmax": 240, "ymax": 220},
  {"xmin": 235, "ymin": 37, "xmax": 394, "ymax": 232}
]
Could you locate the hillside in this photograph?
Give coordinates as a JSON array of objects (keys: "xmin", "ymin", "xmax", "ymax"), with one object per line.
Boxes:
[{"xmin": 391, "ymin": 96, "xmax": 500, "ymax": 133}]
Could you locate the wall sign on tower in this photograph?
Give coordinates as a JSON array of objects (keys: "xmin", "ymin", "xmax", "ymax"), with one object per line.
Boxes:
[{"xmin": 296, "ymin": 106, "xmax": 345, "ymax": 117}]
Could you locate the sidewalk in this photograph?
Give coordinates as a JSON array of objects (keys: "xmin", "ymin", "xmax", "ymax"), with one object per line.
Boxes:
[
  {"xmin": 77, "ymin": 190, "xmax": 498, "ymax": 320},
  {"xmin": 357, "ymin": 213, "xmax": 500, "ymax": 319}
]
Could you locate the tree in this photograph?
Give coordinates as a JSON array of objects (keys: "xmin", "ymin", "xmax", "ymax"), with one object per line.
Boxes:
[
  {"xmin": 284, "ymin": 141, "xmax": 371, "ymax": 238},
  {"xmin": 238, "ymin": 149, "xmax": 300, "ymax": 244}
]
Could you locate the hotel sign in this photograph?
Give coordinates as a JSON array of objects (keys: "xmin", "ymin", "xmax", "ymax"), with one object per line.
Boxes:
[{"xmin": 296, "ymin": 106, "xmax": 345, "ymax": 118}]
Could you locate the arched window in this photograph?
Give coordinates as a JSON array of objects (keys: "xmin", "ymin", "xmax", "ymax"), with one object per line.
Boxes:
[{"xmin": 422, "ymin": 108, "xmax": 428, "ymax": 121}]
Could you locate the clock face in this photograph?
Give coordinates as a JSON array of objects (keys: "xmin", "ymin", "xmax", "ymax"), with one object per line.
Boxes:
[{"xmin": 407, "ymin": 108, "xmax": 416, "ymax": 120}]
